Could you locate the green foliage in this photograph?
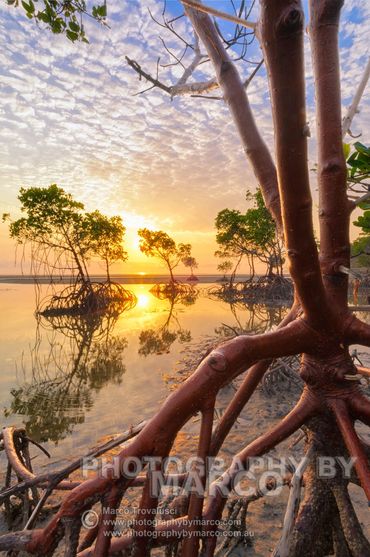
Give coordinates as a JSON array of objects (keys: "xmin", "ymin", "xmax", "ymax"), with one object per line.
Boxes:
[
  {"xmin": 138, "ymin": 228, "xmax": 192, "ymax": 281},
  {"xmin": 182, "ymin": 255, "xmax": 198, "ymax": 273},
  {"xmin": 5, "ymin": 184, "xmax": 127, "ymax": 283},
  {"xmin": 8, "ymin": 184, "xmax": 84, "ymax": 240},
  {"xmin": 346, "ymin": 143, "xmax": 370, "ymax": 237},
  {"xmin": 4, "ymin": 332, "xmax": 127, "ymax": 443},
  {"xmin": 346, "ymin": 142, "xmax": 370, "ymax": 181},
  {"xmin": 354, "ymin": 211, "xmax": 370, "ymax": 234},
  {"xmin": 138, "ymin": 328, "xmax": 192, "ymax": 357},
  {"xmin": 215, "ymin": 189, "xmax": 284, "ymax": 275},
  {"xmin": 84, "ymin": 211, "xmax": 127, "ymax": 279},
  {"xmin": 351, "ymin": 235, "xmax": 370, "ymax": 268},
  {"xmin": 6, "ymin": 0, "xmax": 107, "ymax": 42},
  {"xmin": 138, "ymin": 289, "xmax": 192, "ymax": 356},
  {"xmin": 217, "ymin": 260, "xmax": 233, "ymax": 274}
]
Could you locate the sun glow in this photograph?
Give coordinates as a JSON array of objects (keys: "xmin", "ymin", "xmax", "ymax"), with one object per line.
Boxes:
[
  {"xmin": 120, "ymin": 210, "xmax": 158, "ymax": 259},
  {"xmin": 137, "ymin": 293, "xmax": 151, "ymax": 308},
  {"xmin": 121, "ymin": 211, "xmax": 157, "ymax": 231}
]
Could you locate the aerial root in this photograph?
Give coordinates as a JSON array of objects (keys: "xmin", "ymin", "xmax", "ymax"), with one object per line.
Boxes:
[
  {"xmin": 330, "ymin": 399, "xmax": 370, "ymax": 502},
  {"xmin": 348, "ymin": 392, "xmax": 370, "ymax": 427},
  {"xmin": 150, "ymin": 282, "xmax": 199, "ymax": 303},
  {"xmin": 201, "ymin": 392, "xmax": 318, "ymax": 557},
  {"xmin": 208, "ymin": 275, "xmax": 294, "ymax": 304},
  {"xmin": 331, "ymin": 483, "xmax": 370, "ymax": 556},
  {"xmin": 39, "ymin": 281, "xmax": 137, "ymax": 319}
]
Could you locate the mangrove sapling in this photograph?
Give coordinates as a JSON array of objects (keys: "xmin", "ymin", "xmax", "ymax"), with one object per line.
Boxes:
[
  {"xmin": 215, "ymin": 189, "xmax": 285, "ymax": 281},
  {"xmin": 5, "ymin": 185, "xmax": 135, "ymax": 316},
  {"xmin": 138, "ymin": 228, "xmax": 192, "ymax": 285}
]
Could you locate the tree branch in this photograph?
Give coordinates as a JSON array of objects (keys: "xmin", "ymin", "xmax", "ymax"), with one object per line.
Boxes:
[
  {"xmin": 259, "ymin": 0, "xmax": 330, "ymax": 329},
  {"xmin": 128, "ymin": 54, "xmax": 264, "ymax": 99},
  {"xmin": 125, "ymin": 56, "xmax": 171, "ymax": 94},
  {"xmin": 350, "ymin": 190, "xmax": 370, "ymax": 210},
  {"xmin": 183, "ymin": 2, "xmax": 283, "ymax": 233},
  {"xmin": 210, "ymin": 302, "xmax": 300, "ymax": 455},
  {"xmin": 172, "ymin": 77, "xmax": 219, "ymax": 96},
  {"xmin": 0, "ymin": 421, "xmax": 147, "ymax": 503},
  {"xmin": 345, "ymin": 315, "xmax": 370, "ymax": 348},
  {"xmin": 273, "ymin": 446, "xmax": 314, "ymax": 557},
  {"xmin": 202, "ymin": 391, "xmax": 319, "ymax": 556},
  {"xmin": 342, "ymin": 56, "xmax": 370, "ymax": 139},
  {"xmin": 348, "ymin": 392, "xmax": 370, "ymax": 428},
  {"xmin": 309, "ymin": 0, "xmax": 349, "ymax": 309},
  {"xmin": 330, "ymin": 398, "xmax": 370, "ymax": 502},
  {"xmin": 181, "ymin": 0, "xmax": 256, "ymax": 30}
]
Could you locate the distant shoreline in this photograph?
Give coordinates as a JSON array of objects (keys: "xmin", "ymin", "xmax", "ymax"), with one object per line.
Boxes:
[{"xmin": 0, "ymin": 274, "xmax": 253, "ymax": 285}]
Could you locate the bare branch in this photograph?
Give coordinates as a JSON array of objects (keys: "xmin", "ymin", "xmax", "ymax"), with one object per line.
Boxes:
[
  {"xmin": 273, "ymin": 446, "xmax": 314, "ymax": 557},
  {"xmin": 174, "ymin": 32, "xmax": 204, "ymax": 87},
  {"xmin": 172, "ymin": 77, "xmax": 219, "ymax": 96},
  {"xmin": 244, "ymin": 58, "xmax": 263, "ymax": 87},
  {"xmin": 350, "ymin": 190, "xmax": 370, "ymax": 211},
  {"xmin": 330, "ymin": 399, "xmax": 370, "ymax": 502},
  {"xmin": 181, "ymin": 0, "xmax": 256, "ymax": 30},
  {"xmin": 125, "ymin": 56, "xmax": 171, "ymax": 94},
  {"xmin": 190, "ymin": 58, "xmax": 264, "ymax": 101},
  {"xmin": 183, "ymin": 4, "xmax": 283, "ymax": 232},
  {"xmin": 342, "ymin": 57, "xmax": 370, "ymax": 138}
]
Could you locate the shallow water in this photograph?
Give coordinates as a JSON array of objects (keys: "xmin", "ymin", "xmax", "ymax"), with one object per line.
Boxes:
[
  {"xmin": 1, "ymin": 283, "xmax": 370, "ymax": 551},
  {"xmin": 0, "ymin": 282, "xmax": 287, "ymax": 469}
]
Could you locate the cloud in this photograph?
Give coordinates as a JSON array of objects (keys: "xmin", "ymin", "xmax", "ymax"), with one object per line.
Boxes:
[{"xmin": 0, "ymin": 0, "xmax": 369, "ymax": 273}]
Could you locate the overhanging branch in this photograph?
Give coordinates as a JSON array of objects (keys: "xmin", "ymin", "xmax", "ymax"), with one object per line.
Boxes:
[
  {"xmin": 181, "ymin": 0, "xmax": 256, "ymax": 30},
  {"xmin": 182, "ymin": 2, "xmax": 283, "ymax": 233}
]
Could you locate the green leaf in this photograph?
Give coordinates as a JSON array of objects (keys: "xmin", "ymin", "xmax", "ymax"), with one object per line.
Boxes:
[
  {"xmin": 354, "ymin": 142, "xmax": 370, "ymax": 155},
  {"xmin": 66, "ymin": 30, "xmax": 79, "ymax": 41},
  {"xmin": 37, "ymin": 11, "xmax": 51, "ymax": 23},
  {"xmin": 21, "ymin": 0, "xmax": 34, "ymax": 13},
  {"xmin": 97, "ymin": 4, "xmax": 107, "ymax": 17},
  {"xmin": 92, "ymin": 4, "xmax": 107, "ymax": 18},
  {"xmin": 69, "ymin": 21, "xmax": 80, "ymax": 32},
  {"xmin": 343, "ymin": 143, "xmax": 350, "ymax": 159}
]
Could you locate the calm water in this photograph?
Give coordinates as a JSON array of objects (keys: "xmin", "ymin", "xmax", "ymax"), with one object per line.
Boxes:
[{"xmin": 0, "ymin": 282, "xmax": 287, "ymax": 469}]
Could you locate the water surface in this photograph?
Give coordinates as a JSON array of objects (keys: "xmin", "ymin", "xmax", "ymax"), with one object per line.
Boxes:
[{"xmin": 0, "ymin": 282, "xmax": 286, "ymax": 469}]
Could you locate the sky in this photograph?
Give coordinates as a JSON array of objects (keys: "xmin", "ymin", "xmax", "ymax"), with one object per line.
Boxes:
[{"xmin": 0, "ymin": 0, "xmax": 369, "ymax": 276}]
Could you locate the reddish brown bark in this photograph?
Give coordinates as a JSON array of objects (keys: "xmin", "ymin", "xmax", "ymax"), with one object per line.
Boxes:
[
  {"xmin": 309, "ymin": 0, "xmax": 350, "ymax": 311},
  {"xmin": 258, "ymin": 0, "xmax": 331, "ymax": 329},
  {"xmin": 181, "ymin": 399, "xmax": 215, "ymax": 557},
  {"xmin": 331, "ymin": 399, "xmax": 370, "ymax": 501},
  {"xmin": 349, "ymin": 393, "xmax": 370, "ymax": 427},
  {"xmin": 210, "ymin": 303, "xmax": 300, "ymax": 455}
]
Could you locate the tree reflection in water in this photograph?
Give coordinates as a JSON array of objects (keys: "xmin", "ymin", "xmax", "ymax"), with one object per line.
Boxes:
[
  {"xmin": 215, "ymin": 300, "xmax": 289, "ymax": 337},
  {"xmin": 164, "ymin": 297, "xmax": 299, "ymax": 408},
  {"xmin": 4, "ymin": 309, "xmax": 128, "ymax": 444},
  {"xmin": 138, "ymin": 284, "xmax": 197, "ymax": 356}
]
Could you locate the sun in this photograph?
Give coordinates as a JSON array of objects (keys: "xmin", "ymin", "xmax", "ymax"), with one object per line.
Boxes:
[
  {"xmin": 119, "ymin": 211, "xmax": 158, "ymax": 257},
  {"xmin": 137, "ymin": 293, "xmax": 150, "ymax": 308},
  {"xmin": 121, "ymin": 211, "xmax": 156, "ymax": 231}
]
